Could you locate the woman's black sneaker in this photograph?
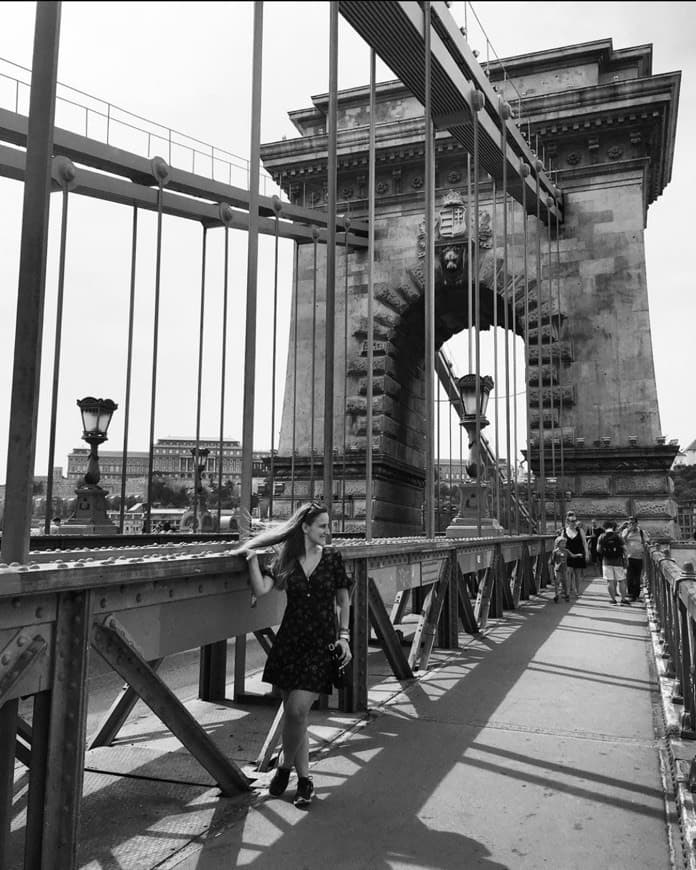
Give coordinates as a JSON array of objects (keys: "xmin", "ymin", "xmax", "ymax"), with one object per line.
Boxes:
[
  {"xmin": 268, "ymin": 766, "xmax": 291, "ymax": 797},
  {"xmin": 293, "ymin": 776, "xmax": 314, "ymax": 807}
]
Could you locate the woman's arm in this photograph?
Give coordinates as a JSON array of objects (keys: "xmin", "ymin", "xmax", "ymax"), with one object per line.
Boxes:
[
  {"xmin": 334, "ymin": 587, "xmax": 352, "ymax": 665},
  {"xmin": 245, "ymin": 552, "xmax": 275, "ymax": 598}
]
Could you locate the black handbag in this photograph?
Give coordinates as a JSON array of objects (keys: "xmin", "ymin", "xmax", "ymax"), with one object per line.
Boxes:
[{"xmin": 328, "ymin": 642, "xmax": 347, "ymax": 689}]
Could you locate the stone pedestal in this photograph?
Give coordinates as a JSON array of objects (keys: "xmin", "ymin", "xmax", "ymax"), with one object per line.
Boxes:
[
  {"xmin": 445, "ymin": 481, "xmax": 504, "ymax": 538},
  {"xmin": 62, "ymin": 484, "xmax": 118, "ymax": 536},
  {"xmin": 446, "ymin": 516, "xmax": 504, "ymax": 538},
  {"xmin": 531, "ymin": 445, "xmax": 679, "ymax": 540}
]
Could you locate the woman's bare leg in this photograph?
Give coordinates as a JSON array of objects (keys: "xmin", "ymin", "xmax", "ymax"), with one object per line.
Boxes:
[{"xmin": 281, "ymin": 689, "xmax": 317, "ymax": 777}]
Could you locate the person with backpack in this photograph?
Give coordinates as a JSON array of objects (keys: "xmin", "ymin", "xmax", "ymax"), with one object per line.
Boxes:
[
  {"xmin": 620, "ymin": 516, "xmax": 647, "ymax": 602},
  {"xmin": 597, "ymin": 520, "xmax": 630, "ymax": 605}
]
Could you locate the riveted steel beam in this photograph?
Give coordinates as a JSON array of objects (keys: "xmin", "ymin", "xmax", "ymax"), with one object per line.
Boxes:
[
  {"xmin": 0, "ymin": 628, "xmax": 48, "ymax": 702},
  {"xmin": 91, "ymin": 615, "xmax": 250, "ymax": 794},
  {"xmin": 88, "ymin": 657, "xmax": 164, "ymax": 748},
  {"xmin": 367, "ymin": 576, "xmax": 414, "ymax": 681},
  {"xmin": 0, "ymin": 698, "xmax": 18, "ymax": 868},
  {"xmin": 417, "ymin": 559, "xmax": 452, "ymax": 669},
  {"xmin": 339, "ymin": 0, "xmax": 562, "ymax": 223},
  {"xmin": 0, "ymin": 106, "xmax": 368, "ymax": 237},
  {"xmin": 41, "ymin": 590, "xmax": 92, "ymax": 869},
  {"xmin": 0, "ymin": 144, "xmax": 367, "ymax": 247}
]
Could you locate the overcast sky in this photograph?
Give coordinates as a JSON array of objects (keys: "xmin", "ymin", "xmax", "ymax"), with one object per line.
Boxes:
[{"xmin": 0, "ymin": 1, "xmax": 694, "ymax": 486}]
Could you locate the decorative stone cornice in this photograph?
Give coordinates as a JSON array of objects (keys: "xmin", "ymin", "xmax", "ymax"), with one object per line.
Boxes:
[{"xmin": 535, "ymin": 445, "xmax": 679, "ymax": 474}]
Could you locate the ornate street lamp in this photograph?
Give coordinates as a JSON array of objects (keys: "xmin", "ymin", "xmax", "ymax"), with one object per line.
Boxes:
[
  {"xmin": 446, "ymin": 374, "xmax": 503, "ymax": 538},
  {"xmin": 457, "ymin": 374, "xmax": 494, "ymax": 478},
  {"xmin": 191, "ymin": 446, "xmax": 209, "ymax": 533},
  {"xmin": 64, "ymin": 397, "xmax": 119, "ymax": 534}
]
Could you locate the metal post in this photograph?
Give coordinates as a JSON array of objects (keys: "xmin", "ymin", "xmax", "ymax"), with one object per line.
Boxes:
[
  {"xmin": 323, "ymin": 0, "xmax": 339, "ymax": 522},
  {"xmin": 269, "ymin": 198, "xmax": 281, "ymax": 520},
  {"xmin": 366, "ymin": 49, "xmax": 376, "ymax": 541},
  {"xmin": 290, "ymin": 241, "xmax": 299, "ymax": 512},
  {"xmin": 217, "ymin": 221, "xmax": 230, "ymax": 530},
  {"xmin": 44, "ymin": 169, "xmax": 72, "ymax": 533},
  {"xmin": 145, "ymin": 174, "xmax": 166, "ymax": 534},
  {"xmin": 534, "ymin": 162, "xmax": 546, "ymax": 532},
  {"xmin": 1, "ymin": 1, "xmax": 61, "ymax": 565},
  {"xmin": 193, "ymin": 226, "xmax": 208, "ymax": 534},
  {"xmin": 119, "ymin": 207, "xmax": 138, "ymax": 533},
  {"xmin": 520, "ymin": 162, "xmax": 533, "ymax": 528},
  {"xmin": 472, "ymin": 88, "xmax": 484, "ymax": 536},
  {"xmin": 424, "ymin": 1, "xmax": 436, "ymax": 539},
  {"xmin": 240, "ymin": 0, "xmax": 263, "ymax": 535},
  {"xmin": 500, "ymin": 98, "xmax": 512, "ymax": 533}
]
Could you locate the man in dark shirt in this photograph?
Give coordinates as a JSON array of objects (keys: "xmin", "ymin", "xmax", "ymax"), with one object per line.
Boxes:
[{"xmin": 597, "ymin": 520, "xmax": 629, "ymax": 605}]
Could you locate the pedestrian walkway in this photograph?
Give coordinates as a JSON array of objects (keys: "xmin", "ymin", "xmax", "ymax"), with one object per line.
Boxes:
[{"xmin": 18, "ymin": 571, "xmax": 684, "ymax": 870}]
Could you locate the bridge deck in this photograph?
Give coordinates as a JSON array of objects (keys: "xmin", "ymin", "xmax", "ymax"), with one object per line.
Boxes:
[{"xmin": 9, "ymin": 568, "xmax": 682, "ymax": 869}]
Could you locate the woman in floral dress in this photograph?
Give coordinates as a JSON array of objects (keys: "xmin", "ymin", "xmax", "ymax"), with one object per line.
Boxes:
[{"xmin": 234, "ymin": 502, "xmax": 353, "ymax": 808}]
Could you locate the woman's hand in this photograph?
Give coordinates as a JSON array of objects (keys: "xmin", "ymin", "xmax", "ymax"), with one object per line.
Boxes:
[{"xmin": 335, "ymin": 637, "xmax": 352, "ymax": 666}]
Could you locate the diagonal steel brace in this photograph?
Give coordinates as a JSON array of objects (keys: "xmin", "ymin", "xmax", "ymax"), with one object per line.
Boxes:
[{"xmin": 91, "ymin": 615, "xmax": 250, "ymax": 795}]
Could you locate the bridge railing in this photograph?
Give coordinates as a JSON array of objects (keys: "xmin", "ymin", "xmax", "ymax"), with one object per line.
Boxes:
[
  {"xmin": 1, "ymin": 532, "xmax": 551, "ymax": 868},
  {"xmin": 645, "ymin": 545, "xmax": 696, "ymax": 743}
]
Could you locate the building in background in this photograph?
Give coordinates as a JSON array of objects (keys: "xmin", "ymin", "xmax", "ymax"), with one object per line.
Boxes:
[{"xmin": 66, "ymin": 437, "xmax": 271, "ymax": 499}]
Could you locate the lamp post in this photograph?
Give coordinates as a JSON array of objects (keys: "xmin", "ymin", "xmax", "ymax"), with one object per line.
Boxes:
[
  {"xmin": 446, "ymin": 374, "xmax": 503, "ymax": 538},
  {"xmin": 191, "ymin": 446, "xmax": 209, "ymax": 533},
  {"xmin": 64, "ymin": 396, "xmax": 118, "ymax": 534}
]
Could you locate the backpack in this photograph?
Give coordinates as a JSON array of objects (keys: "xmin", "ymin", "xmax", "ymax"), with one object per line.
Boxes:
[{"xmin": 602, "ymin": 531, "xmax": 623, "ymax": 560}]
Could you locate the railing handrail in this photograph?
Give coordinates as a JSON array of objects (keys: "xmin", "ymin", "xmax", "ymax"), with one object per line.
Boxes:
[
  {"xmin": 0, "ymin": 55, "xmax": 276, "ymax": 193},
  {"xmin": 0, "ymin": 533, "xmax": 554, "ymax": 599}
]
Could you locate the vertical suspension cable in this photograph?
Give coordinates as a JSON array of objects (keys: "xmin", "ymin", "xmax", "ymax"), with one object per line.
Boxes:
[
  {"xmin": 510, "ymin": 196, "xmax": 520, "ymax": 533},
  {"xmin": 448, "ymin": 395, "xmax": 453, "ymax": 520},
  {"xmin": 193, "ymin": 225, "xmax": 208, "ymax": 534},
  {"xmin": 145, "ymin": 171, "xmax": 166, "ymax": 534},
  {"xmin": 472, "ymin": 88, "xmax": 484, "ymax": 537},
  {"xmin": 323, "ymin": 0, "xmax": 339, "ymax": 521},
  {"xmin": 520, "ymin": 161, "xmax": 533, "ymax": 530},
  {"xmin": 290, "ymin": 241, "xmax": 299, "ymax": 513},
  {"xmin": 366, "ymin": 48, "xmax": 376, "ymax": 541},
  {"xmin": 491, "ymin": 177, "xmax": 500, "ymax": 525},
  {"xmin": 217, "ymin": 219, "xmax": 230, "ymax": 532},
  {"xmin": 269, "ymin": 196, "xmax": 281, "ymax": 521},
  {"xmin": 500, "ymin": 97, "xmax": 512, "ymax": 534},
  {"xmin": 555, "ymin": 193, "xmax": 566, "ymax": 520},
  {"xmin": 2, "ymin": 0, "xmax": 60, "ymax": 567},
  {"xmin": 310, "ymin": 227, "xmax": 319, "ymax": 498},
  {"xmin": 534, "ymin": 161, "xmax": 546, "ymax": 533},
  {"xmin": 466, "ymin": 151, "xmax": 473, "ymax": 372},
  {"xmin": 424, "ymin": 1, "xmax": 436, "ymax": 538},
  {"xmin": 342, "ymin": 215, "xmax": 350, "ymax": 532},
  {"xmin": 546, "ymin": 195, "xmax": 557, "ymax": 529},
  {"xmin": 119, "ymin": 207, "xmax": 138, "ymax": 533},
  {"xmin": 240, "ymin": 0, "xmax": 263, "ymax": 536},
  {"xmin": 436, "ymin": 380, "xmax": 441, "ymax": 533},
  {"xmin": 44, "ymin": 166, "xmax": 71, "ymax": 534}
]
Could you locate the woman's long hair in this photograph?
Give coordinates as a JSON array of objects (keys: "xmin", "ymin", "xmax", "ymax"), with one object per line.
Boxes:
[{"xmin": 243, "ymin": 501, "xmax": 328, "ymax": 589}]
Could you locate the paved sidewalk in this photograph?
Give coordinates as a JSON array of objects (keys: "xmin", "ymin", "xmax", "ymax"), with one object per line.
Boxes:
[{"xmin": 12, "ymin": 571, "xmax": 682, "ymax": 869}]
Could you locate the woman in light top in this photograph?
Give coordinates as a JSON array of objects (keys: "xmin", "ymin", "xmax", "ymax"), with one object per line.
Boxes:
[{"xmin": 233, "ymin": 501, "xmax": 353, "ymax": 808}]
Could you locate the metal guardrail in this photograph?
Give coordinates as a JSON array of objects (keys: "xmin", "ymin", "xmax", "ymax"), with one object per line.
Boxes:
[
  {"xmin": 0, "ymin": 56, "xmax": 278, "ymax": 197},
  {"xmin": 645, "ymin": 544, "xmax": 696, "ymax": 740},
  {"xmin": 1, "ymin": 533, "xmax": 552, "ymax": 868}
]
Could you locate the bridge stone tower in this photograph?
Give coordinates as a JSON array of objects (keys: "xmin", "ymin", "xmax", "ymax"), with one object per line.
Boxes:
[{"xmin": 260, "ymin": 39, "xmax": 681, "ymax": 538}]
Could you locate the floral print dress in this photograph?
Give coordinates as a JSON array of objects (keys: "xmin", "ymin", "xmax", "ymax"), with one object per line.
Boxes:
[{"xmin": 262, "ymin": 547, "xmax": 353, "ymax": 695}]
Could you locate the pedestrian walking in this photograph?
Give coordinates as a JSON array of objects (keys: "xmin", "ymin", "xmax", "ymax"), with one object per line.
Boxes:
[
  {"xmin": 597, "ymin": 520, "xmax": 630, "ymax": 605},
  {"xmin": 621, "ymin": 516, "xmax": 647, "ymax": 601},
  {"xmin": 588, "ymin": 518, "xmax": 602, "ymax": 565},
  {"xmin": 551, "ymin": 535, "xmax": 570, "ymax": 602},
  {"xmin": 232, "ymin": 501, "xmax": 354, "ymax": 808},
  {"xmin": 563, "ymin": 511, "xmax": 589, "ymax": 595}
]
